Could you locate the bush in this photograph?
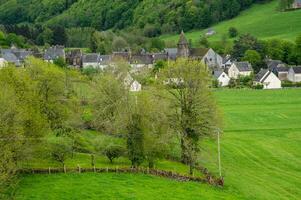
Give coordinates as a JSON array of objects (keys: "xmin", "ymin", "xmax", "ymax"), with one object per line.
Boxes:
[
  {"xmin": 282, "ymin": 81, "xmax": 301, "ymax": 87},
  {"xmin": 253, "ymin": 84, "xmax": 264, "ymax": 90},
  {"xmin": 104, "ymin": 145, "xmax": 124, "ymax": 163},
  {"xmin": 229, "ymin": 27, "xmax": 238, "ymax": 38}
]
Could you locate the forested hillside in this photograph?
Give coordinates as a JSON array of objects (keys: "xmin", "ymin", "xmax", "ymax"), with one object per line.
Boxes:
[{"xmin": 0, "ymin": 0, "xmax": 269, "ymax": 33}]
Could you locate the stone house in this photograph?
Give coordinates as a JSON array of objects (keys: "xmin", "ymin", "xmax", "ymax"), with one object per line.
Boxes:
[
  {"xmin": 44, "ymin": 45, "xmax": 65, "ymax": 63},
  {"xmin": 228, "ymin": 62, "xmax": 253, "ymax": 79}
]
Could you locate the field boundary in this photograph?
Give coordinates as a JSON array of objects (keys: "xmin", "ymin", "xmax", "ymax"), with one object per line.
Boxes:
[{"xmin": 18, "ymin": 167, "xmax": 224, "ymax": 186}]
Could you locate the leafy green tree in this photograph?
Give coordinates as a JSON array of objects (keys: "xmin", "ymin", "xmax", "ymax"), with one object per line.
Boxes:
[
  {"xmin": 49, "ymin": 137, "xmax": 72, "ymax": 168},
  {"xmin": 104, "ymin": 145, "xmax": 124, "ymax": 163},
  {"xmin": 127, "ymin": 113, "xmax": 144, "ymax": 167},
  {"xmin": 159, "ymin": 58, "xmax": 221, "ymax": 174},
  {"xmin": 232, "ymin": 34, "xmax": 263, "ymax": 59},
  {"xmin": 54, "ymin": 57, "xmax": 67, "ymax": 68},
  {"xmin": 242, "ymin": 50, "xmax": 262, "ymax": 72}
]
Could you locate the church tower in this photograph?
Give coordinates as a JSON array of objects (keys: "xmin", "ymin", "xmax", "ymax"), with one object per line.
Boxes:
[{"xmin": 177, "ymin": 30, "xmax": 190, "ymax": 58}]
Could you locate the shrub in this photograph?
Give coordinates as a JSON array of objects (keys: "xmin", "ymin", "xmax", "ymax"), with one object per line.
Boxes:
[
  {"xmin": 253, "ymin": 84, "xmax": 264, "ymax": 90},
  {"xmin": 229, "ymin": 27, "xmax": 238, "ymax": 38},
  {"xmin": 104, "ymin": 145, "xmax": 124, "ymax": 163}
]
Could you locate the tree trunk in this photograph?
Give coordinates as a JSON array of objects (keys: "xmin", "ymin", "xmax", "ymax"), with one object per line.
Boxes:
[{"xmin": 181, "ymin": 138, "xmax": 189, "ymax": 164}]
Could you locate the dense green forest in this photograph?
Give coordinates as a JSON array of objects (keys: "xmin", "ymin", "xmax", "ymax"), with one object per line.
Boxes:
[{"xmin": 0, "ymin": 0, "xmax": 269, "ymax": 33}]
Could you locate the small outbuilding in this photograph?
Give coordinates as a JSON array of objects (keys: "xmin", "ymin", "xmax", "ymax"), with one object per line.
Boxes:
[{"xmin": 287, "ymin": 67, "xmax": 301, "ymax": 82}]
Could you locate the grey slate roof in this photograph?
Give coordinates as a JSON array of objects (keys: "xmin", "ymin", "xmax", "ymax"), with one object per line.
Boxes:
[
  {"xmin": 2, "ymin": 52, "xmax": 20, "ymax": 66},
  {"xmin": 152, "ymin": 53, "xmax": 168, "ymax": 61},
  {"xmin": 164, "ymin": 48, "xmax": 178, "ymax": 60},
  {"xmin": 277, "ymin": 66, "xmax": 289, "ymax": 72},
  {"xmin": 130, "ymin": 54, "xmax": 153, "ymax": 65},
  {"xmin": 234, "ymin": 62, "xmax": 253, "ymax": 72},
  {"xmin": 99, "ymin": 55, "xmax": 112, "ymax": 65},
  {"xmin": 82, "ymin": 53, "xmax": 100, "ymax": 63},
  {"xmin": 255, "ymin": 69, "xmax": 269, "ymax": 82},
  {"xmin": 190, "ymin": 48, "xmax": 209, "ymax": 57},
  {"xmin": 292, "ymin": 66, "xmax": 301, "ymax": 74},
  {"xmin": 213, "ymin": 71, "xmax": 224, "ymax": 79},
  {"xmin": 44, "ymin": 46, "xmax": 65, "ymax": 60},
  {"xmin": 267, "ymin": 60, "xmax": 283, "ymax": 70}
]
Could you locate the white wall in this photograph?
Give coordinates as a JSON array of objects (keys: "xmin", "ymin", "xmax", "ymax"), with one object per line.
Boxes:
[
  {"xmin": 0, "ymin": 58, "xmax": 7, "ymax": 68},
  {"xmin": 228, "ymin": 64, "xmax": 239, "ymax": 79},
  {"xmin": 218, "ymin": 72, "xmax": 230, "ymax": 86},
  {"xmin": 263, "ymin": 73, "xmax": 282, "ymax": 89}
]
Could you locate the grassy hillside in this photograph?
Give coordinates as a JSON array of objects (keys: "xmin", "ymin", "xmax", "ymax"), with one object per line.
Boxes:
[
  {"xmin": 161, "ymin": 0, "xmax": 301, "ymax": 45},
  {"xmin": 15, "ymin": 88, "xmax": 301, "ymax": 200}
]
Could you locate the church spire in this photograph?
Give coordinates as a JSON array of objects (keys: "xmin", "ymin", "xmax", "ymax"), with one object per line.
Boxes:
[{"xmin": 177, "ymin": 30, "xmax": 189, "ymax": 58}]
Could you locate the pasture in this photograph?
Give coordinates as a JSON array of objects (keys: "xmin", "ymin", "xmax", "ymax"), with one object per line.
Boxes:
[
  {"xmin": 161, "ymin": 0, "xmax": 301, "ymax": 45},
  {"xmin": 15, "ymin": 88, "xmax": 301, "ymax": 199}
]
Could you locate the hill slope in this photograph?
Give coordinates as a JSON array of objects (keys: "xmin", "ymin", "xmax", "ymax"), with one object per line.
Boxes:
[
  {"xmin": 161, "ymin": 0, "xmax": 301, "ymax": 44},
  {"xmin": 0, "ymin": 0, "xmax": 266, "ymax": 32},
  {"xmin": 15, "ymin": 89, "xmax": 301, "ymax": 200}
]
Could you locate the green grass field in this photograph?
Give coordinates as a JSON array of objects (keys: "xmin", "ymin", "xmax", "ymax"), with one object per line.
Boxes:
[
  {"xmin": 161, "ymin": 0, "xmax": 301, "ymax": 45},
  {"xmin": 15, "ymin": 88, "xmax": 301, "ymax": 199}
]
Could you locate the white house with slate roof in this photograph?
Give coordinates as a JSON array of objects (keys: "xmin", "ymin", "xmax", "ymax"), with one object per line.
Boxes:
[
  {"xmin": 288, "ymin": 67, "xmax": 301, "ymax": 82},
  {"xmin": 254, "ymin": 69, "xmax": 281, "ymax": 89},
  {"xmin": 213, "ymin": 71, "xmax": 230, "ymax": 87},
  {"xmin": 228, "ymin": 61, "xmax": 253, "ymax": 79}
]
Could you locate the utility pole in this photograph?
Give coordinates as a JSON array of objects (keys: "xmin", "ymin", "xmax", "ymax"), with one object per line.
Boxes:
[{"xmin": 217, "ymin": 129, "xmax": 222, "ymax": 177}]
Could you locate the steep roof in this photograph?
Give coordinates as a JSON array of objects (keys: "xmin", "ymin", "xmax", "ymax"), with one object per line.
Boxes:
[
  {"xmin": 277, "ymin": 66, "xmax": 289, "ymax": 72},
  {"xmin": 255, "ymin": 69, "xmax": 269, "ymax": 82},
  {"xmin": 152, "ymin": 53, "xmax": 168, "ymax": 61},
  {"xmin": 164, "ymin": 48, "xmax": 178, "ymax": 60},
  {"xmin": 292, "ymin": 66, "xmax": 301, "ymax": 74},
  {"xmin": 213, "ymin": 71, "xmax": 224, "ymax": 79},
  {"xmin": 234, "ymin": 62, "xmax": 252, "ymax": 72},
  {"xmin": 267, "ymin": 60, "xmax": 283, "ymax": 70},
  {"xmin": 178, "ymin": 30, "xmax": 188, "ymax": 45},
  {"xmin": 98, "ymin": 55, "xmax": 112, "ymax": 65},
  {"xmin": 44, "ymin": 46, "xmax": 65, "ymax": 60},
  {"xmin": 189, "ymin": 48, "xmax": 209, "ymax": 57},
  {"xmin": 82, "ymin": 53, "xmax": 100, "ymax": 63},
  {"xmin": 130, "ymin": 54, "xmax": 153, "ymax": 65}
]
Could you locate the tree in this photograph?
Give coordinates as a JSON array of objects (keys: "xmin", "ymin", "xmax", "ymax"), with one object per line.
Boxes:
[
  {"xmin": 104, "ymin": 145, "xmax": 124, "ymax": 163},
  {"xmin": 228, "ymin": 27, "xmax": 238, "ymax": 38},
  {"xmin": 242, "ymin": 50, "xmax": 262, "ymax": 73},
  {"xmin": 232, "ymin": 34, "xmax": 263, "ymax": 59},
  {"xmin": 295, "ymin": 34, "xmax": 301, "ymax": 64},
  {"xmin": 199, "ymin": 36, "xmax": 209, "ymax": 48},
  {"xmin": 112, "ymin": 36, "xmax": 128, "ymax": 51},
  {"xmin": 53, "ymin": 57, "xmax": 67, "ymax": 68},
  {"xmin": 159, "ymin": 59, "xmax": 221, "ymax": 174},
  {"xmin": 127, "ymin": 113, "xmax": 144, "ymax": 167},
  {"xmin": 50, "ymin": 137, "xmax": 72, "ymax": 167},
  {"xmin": 279, "ymin": 0, "xmax": 294, "ymax": 10}
]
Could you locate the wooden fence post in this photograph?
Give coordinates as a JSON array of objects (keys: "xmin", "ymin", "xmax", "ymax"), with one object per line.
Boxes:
[
  {"xmin": 106, "ymin": 167, "xmax": 108, "ymax": 173},
  {"xmin": 78, "ymin": 164, "xmax": 81, "ymax": 173},
  {"xmin": 64, "ymin": 165, "xmax": 66, "ymax": 174},
  {"xmin": 93, "ymin": 165, "xmax": 96, "ymax": 173},
  {"xmin": 49, "ymin": 167, "xmax": 51, "ymax": 174}
]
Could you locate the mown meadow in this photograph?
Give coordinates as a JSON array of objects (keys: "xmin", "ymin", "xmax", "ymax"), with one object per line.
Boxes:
[
  {"xmin": 15, "ymin": 88, "xmax": 301, "ymax": 200},
  {"xmin": 161, "ymin": 0, "xmax": 301, "ymax": 45}
]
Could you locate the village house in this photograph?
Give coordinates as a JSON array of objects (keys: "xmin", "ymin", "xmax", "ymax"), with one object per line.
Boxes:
[
  {"xmin": 228, "ymin": 61, "xmax": 253, "ymax": 79},
  {"xmin": 0, "ymin": 47, "xmax": 32, "ymax": 67},
  {"xmin": 176, "ymin": 31, "xmax": 223, "ymax": 69},
  {"xmin": 287, "ymin": 67, "xmax": 301, "ymax": 82},
  {"xmin": 82, "ymin": 53, "xmax": 112, "ymax": 69},
  {"xmin": 44, "ymin": 45, "xmax": 65, "ymax": 63},
  {"xmin": 213, "ymin": 71, "xmax": 230, "ymax": 87},
  {"xmin": 66, "ymin": 49, "xmax": 82, "ymax": 67},
  {"xmin": 130, "ymin": 54, "xmax": 154, "ymax": 69},
  {"xmin": 254, "ymin": 69, "xmax": 282, "ymax": 89}
]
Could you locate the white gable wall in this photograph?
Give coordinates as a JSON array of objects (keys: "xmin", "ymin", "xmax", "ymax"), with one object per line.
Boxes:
[
  {"xmin": 228, "ymin": 64, "xmax": 240, "ymax": 79},
  {"xmin": 262, "ymin": 72, "xmax": 282, "ymax": 89},
  {"xmin": 217, "ymin": 72, "xmax": 230, "ymax": 86},
  {"xmin": 0, "ymin": 58, "xmax": 7, "ymax": 68}
]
